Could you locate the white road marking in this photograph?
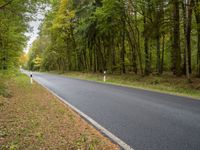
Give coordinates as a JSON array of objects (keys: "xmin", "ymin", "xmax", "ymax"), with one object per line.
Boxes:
[{"xmin": 31, "ymin": 74, "xmax": 135, "ymax": 150}]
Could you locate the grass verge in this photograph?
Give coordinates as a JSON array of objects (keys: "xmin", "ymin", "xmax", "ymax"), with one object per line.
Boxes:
[
  {"xmin": 0, "ymin": 73, "xmax": 119, "ymax": 150},
  {"xmin": 50, "ymin": 71, "xmax": 200, "ymax": 99}
]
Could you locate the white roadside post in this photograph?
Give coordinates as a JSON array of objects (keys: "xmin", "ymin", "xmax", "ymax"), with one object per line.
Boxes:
[
  {"xmin": 30, "ymin": 72, "xmax": 33, "ymax": 84},
  {"xmin": 103, "ymin": 71, "xmax": 106, "ymax": 82}
]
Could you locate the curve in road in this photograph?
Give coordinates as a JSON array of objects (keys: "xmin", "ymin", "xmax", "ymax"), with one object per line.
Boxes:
[{"xmin": 30, "ymin": 72, "xmax": 200, "ymax": 150}]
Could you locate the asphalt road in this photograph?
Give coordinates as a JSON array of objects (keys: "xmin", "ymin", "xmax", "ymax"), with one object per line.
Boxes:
[{"xmin": 30, "ymin": 72, "xmax": 200, "ymax": 150}]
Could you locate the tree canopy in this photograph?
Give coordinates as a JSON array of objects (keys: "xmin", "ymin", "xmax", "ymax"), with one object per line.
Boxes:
[
  {"xmin": 1, "ymin": 0, "xmax": 200, "ymax": 80},
  {"xmin": 0, "ymin": 0, "xmax": 48, "ymax": 71}
]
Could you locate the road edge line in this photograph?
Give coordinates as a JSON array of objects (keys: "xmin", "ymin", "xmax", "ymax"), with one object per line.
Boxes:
[{"xmin": 32, "ymin": 76, "xmax": 134, "ymax": 150}]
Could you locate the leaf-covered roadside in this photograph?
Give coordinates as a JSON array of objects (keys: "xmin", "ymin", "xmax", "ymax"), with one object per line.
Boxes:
[{"xmin": 0, "ymin": 74, "xmax": 119, "ymax": 150}]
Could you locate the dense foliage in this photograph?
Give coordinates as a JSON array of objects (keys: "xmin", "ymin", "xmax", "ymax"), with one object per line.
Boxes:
[
  {"xmin": 26, "ymin": 0, "xmax": 200, "ymax": 79},
  {"xmin": 0, "ymin": 0, "xmax": 48, "ymax": 97},
  {"xmin": 0, "ymin": 0, "xmax": 46, "ymax": 71}
]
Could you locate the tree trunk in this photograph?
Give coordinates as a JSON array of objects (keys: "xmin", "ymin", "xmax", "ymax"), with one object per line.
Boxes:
[
  {"xmin": 89, "ymin": 48, "xmax": 92, "ymax": 71},
  {"xmin": 194, "ymin": 0, "xmax": 200, "ymax": 77},
  {"xmin": 156, "ymin": 35, "xmax": 161, "ymax": 74},
  {"xmin": 144, "ymin": 14, "xmax": 150, "ymax": 76},
  {"xmin": 161, "ymin": 34, "xmax": 165, "ymax": 74},
  {"xmin": 170, "ymin": 27, "xmax": 175, "ymax": 74},
  {"xmin": 125, "ymin": 13, "xmax": 138, "ymax": 74},
  {"xmin": 198, "ymin": 30, "xmax": 200, "ymax": 76},
  {"xmin": 197, "ymin": 30, "xmax": 200, "ymax": 77},
  {"xmin": 182, "ymin": 0, "xmax": 193, "ymax": 74},
  {"xmin": 182, "ymin": 1, "xmax": 187, "ymax": 75},
  {"xmin": 136, "ymin": 28, "xmax": 144, "ymax": 76},
  {"xmin": 155, "ymin": 1, "xmax": 163, "ymax": 75},
  {"xmin": 182, "ymin": 0, "xmax": 193, "ymax": 82},
  {"xmin": 187, "ymin": 8, "xmax": 192, "ymax": 74},
  {"xmin": 172, "ymin": 0, "xmax": 182, "ymax": 76},
  {"xmin": 126, "ymin": 30, "xmax": 137, "ymax": 74},
  {"xmin": 93, "ymin": 45, "xmax": 97, "ymax": 73},
  {"xmin": 111, "ymin": 35, "xmax": 116, "ymax": 73},
  {"xmin": 121, "ymin": 18, "xmax": 126, "ymax": 74}
]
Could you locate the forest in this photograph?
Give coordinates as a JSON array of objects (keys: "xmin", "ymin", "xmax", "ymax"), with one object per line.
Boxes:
[
  {"xmin": 0, "ymin": 0, "xmax": 47, "ymax": 73},
  {"xmin": 1, "ymin": 1, "xmax": 200, "ymax": 150},
  {"xmin": 1, "ymin": 0, "xmax": 200, "ymax": 81}
]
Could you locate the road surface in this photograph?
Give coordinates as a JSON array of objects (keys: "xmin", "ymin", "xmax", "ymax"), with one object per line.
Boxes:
[{"xmin": 29, "ymin": 72, "xmax": 200, "ymax": 150}]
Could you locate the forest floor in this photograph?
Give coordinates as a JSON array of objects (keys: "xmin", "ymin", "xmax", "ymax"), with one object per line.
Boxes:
[
  {"xmin": 0, "ymin": 74, "xmax": 119, "ymax": 150},
  {"xmin": 52, "ymin": 71, "xmax": 200, "ymax": 99}
]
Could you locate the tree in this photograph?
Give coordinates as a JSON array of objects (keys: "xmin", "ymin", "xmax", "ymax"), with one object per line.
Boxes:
[
  {"xmin": 0, "ymin": 0, "xmax": 47, "ymax": 71},
  {"xmin": 25, "ymin": 0, "xmax": 200, "ymax": 81},
  {"xmin": 172, "ymin": 0, "xmax": 182, "ymax": 76},
  {"xmin": 194, "ymin": 0, "xmax": 200, "ymax": 76}
]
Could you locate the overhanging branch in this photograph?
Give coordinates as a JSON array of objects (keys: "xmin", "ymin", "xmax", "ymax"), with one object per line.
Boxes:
[{"xmin": 0, "ymin": 0, "xmax": 13, "ymax": 9}]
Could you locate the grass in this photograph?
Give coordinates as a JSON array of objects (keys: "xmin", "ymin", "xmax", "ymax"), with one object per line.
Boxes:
[
  {"xmin": 50, "ymin": 71, "xmax": 200, "ymax": 99},
  {"xmin": 0, "ymin": 72, "xmax": 13, "ymax": 98},
  {"xmin": 0, "ymin": 73, "xmax": 119, "ymax": 150}
]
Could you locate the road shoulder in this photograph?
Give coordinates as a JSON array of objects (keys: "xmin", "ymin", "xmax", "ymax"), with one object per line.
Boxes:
[{"xmin": 0, "ymin": 74, "xmax": 119, "ymax": 150}]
